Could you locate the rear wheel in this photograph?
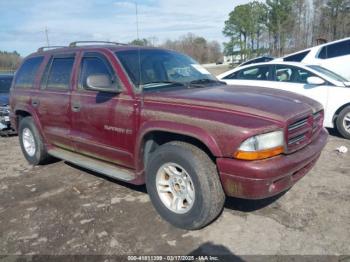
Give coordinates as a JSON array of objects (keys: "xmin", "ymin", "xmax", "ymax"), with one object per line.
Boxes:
[
  {"xmin": 19, "ymin": 117, "xmax": 51, "ymax": 165},
  {"xmin": 336, "ymin": 106, "xmax": 350, "ymax": 139},
  {"xmin": 146, "ymin": 141, "xmax": 225, "ymax": 230}
]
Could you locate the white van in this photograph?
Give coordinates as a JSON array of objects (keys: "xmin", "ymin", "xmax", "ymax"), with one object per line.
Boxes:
[{"xmin": 276, "ymin": 37, "xmax": 350, "ymax": 80}]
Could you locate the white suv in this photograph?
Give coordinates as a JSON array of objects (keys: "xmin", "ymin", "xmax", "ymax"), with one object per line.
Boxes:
[{"xmin": 276, "ymin": 37, "xmax": 350, "ymax": 80}]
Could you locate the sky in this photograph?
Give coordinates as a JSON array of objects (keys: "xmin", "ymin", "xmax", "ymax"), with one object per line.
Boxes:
[{"xmin": 0, "ymin": 0, "xmax": 252, "ymax": 56}]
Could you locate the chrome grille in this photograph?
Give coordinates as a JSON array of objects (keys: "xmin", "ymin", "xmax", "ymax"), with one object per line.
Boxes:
[
  {"xmin": 312, "ymin": 111, "xmax": 323, "ymax": 134},
  {"xmin": 287, "ymin": 110, "xmax": 323, "ymax": 153},
  {"xmin": 288, "ymin": 134, "xmax": 307, "ymax": 145},
  {"xmin": 288, "ymin": 117, "xmax": 308, "ymax": 132}
]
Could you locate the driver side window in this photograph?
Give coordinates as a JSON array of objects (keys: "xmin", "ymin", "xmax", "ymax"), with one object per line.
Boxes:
[
  {"xmin": 275, "ymin": 65, "xmax": 315, "ymax": 84},
  {"xmin": 79, "ymin": 53, "xmax": 121, "ymax": 90}
]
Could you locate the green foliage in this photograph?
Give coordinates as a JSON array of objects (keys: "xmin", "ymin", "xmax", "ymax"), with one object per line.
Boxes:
[
  {"xmin": 161, "ymin": 33, "xmax": 222, "ymax": 64},
  {"xmin": 223, "ymin": 0, "xmax": 350, "ymax": 60},
  {"xmin": 129, "ymin": 38, "xmax": 152, "ymax": 46},
  {"xmin": 0, "ymin": 51, "xmax": 21, "ymax": 72},
  {"xmin": 266, "ymin": 0, "xmax": 294, "ymax": 55},
  {"xmin": 223, "ymin": 1, "xmax": 268, "ymax": 60}
]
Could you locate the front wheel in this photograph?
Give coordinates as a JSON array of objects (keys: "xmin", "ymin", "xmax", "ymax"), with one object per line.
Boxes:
[
  {"xmin": 146, "ymin": 141, "xmax": 225, "ymax": 230},
  {"xmin": 336, "ymin": 106, "xmax": 350, "ymax": 139}
]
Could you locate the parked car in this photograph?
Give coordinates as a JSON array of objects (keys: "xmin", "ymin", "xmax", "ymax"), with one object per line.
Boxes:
[
  {"xmin": 275, "ymin": 37, "xmax": 350, "ymax": 80},
  {"xmin": 0, "ymin": 74, "xmax": 16, "ymax": 136},
  {"xmin": 218, "ymin": 61, "xmax": 350, "ymax": 139},
  {"xmin": 10, "ymin": 42, "xmax": 328, "ymax": 229},
  {"xmin": 238, "ymin": 55, "xmax": 275, "ymax": 67}
]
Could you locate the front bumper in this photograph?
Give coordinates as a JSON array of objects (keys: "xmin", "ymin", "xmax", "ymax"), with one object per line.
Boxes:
[
  {"xmin": 217, "ymin": 128, "xmax": 328, "ymax": 199},
  {"xmin": 0, "ymin": 116, "xmax": 10, "ymax": 129},
  {"xmin": 0, "ymin": 110, "xmax": 16, "ymax": 135}
]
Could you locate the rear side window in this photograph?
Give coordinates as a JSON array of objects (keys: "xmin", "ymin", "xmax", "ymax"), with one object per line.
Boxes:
[
  {"xmin": 283, "ymin": 50, "xmax": 310, "ymax": 62},
  {"xmin": 14, "ymin": 57, "xmax": 43, "ymax": 88},
  {"xmin": 42, "ymin": 57, "xmax": 75, "ymax": 90},
  {"xmin": 318, "ymin": 40, "xmax": 350, "ymax": 59}
]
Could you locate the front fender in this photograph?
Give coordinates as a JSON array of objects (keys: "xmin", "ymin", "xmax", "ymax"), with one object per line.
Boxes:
[{"xmin": 134, "ymin": 120, "xmax": 223, "ymax": 172}]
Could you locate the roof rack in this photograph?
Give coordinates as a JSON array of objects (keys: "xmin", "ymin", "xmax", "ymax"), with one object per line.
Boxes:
[
  {"xmin": 37, "ymin": 46, "xmax": 66, "ymax": 52},
  {"xmin": 69, "ymin": 41, "xmax": 128, "ymax": 47}
]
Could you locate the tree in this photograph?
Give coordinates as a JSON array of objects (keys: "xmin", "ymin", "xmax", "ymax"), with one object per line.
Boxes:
[
  {"xmin": 223, "ymin": 4, "xmax": 250, "ymax": 60},
  {"xmin": 222, "ymin": 0, "xmax": 349, "ymax": 60},
  {"xmin": 249, "ymin": 1, "xmax": 268, "ymax": 52},
  {"xmin": 312, "ymin": 0, "xmax": 350, "ymax": 42},
  {"xmin": 207, "ymin": 41, "xmax": 222, "ymax": 63},
  {"xmin": 161, "ymin": 33, "xmax": 222, "ymax": 64},
  {"xmin": 266, "ymin": 0, "xmax": 294, "ymax": 56},
  {"xmin": 129, "ymin": 38, "xmax": 152, "ymax": 46},
  {"xmin": 223, "ymin": 1, "xmax": 268, "ymax": 60},
  {"xmin": 0, "ymin": 51, "xmax": 21, "ymax": 71}
]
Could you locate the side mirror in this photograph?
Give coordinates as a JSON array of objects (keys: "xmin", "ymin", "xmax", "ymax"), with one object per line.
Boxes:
[
  {"xmin": 343, "ymin": 81, "xmax": 350, "ymax": 87},
  {"xmin": 307, "ymin": 76, "xmax": 325, "ymax": 85},
  {"xmin": 86, "ymin": 74, "xmax": 117, "ymax": 92}
]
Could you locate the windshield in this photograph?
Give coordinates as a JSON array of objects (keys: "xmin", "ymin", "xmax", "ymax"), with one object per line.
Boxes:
[
  {"xmin": 307, "ymin": 65, "xmax": 348, "ymax": 82},
  {"xmin": 0, "ymin": 76, "xmax": 13, "ymax": 93},
  {"xmin": 115, "ymin": 49, "xmax": 217, "ymax": 90}
]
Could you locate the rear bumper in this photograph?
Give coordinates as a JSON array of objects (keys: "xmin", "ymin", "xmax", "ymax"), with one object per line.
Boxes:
[{"xmin": 217, "ymin": 128, "xmax": 328, "ymax": 199}]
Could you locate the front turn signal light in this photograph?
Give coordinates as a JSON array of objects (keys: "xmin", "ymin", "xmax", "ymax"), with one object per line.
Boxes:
[{"xmin": 234, "ymin": 146, "xmax": 284, "ymax": 160}]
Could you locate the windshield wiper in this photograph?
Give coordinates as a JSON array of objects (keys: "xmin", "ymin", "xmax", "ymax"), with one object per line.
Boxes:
[
  {"xmin": 189, "ymin": 78, "xmax": 226, "ymax": 87},
  {"xmin": 141, "ymin": 81, "xmax": 186, "ymax": 88}
]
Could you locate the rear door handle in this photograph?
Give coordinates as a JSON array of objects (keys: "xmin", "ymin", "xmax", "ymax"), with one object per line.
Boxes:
[
  {"xmin": 32, "ymin": 99, "xmax": 39, "ymax": 107},
  {"xmin": 72, "ymin": 102, "xmax": 81, "ymax": 112}
]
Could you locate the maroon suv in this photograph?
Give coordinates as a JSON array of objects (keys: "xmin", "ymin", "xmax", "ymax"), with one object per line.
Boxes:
[{"xmin": 10, "ymin": 42, "xmax": 328, "ymax": 229}]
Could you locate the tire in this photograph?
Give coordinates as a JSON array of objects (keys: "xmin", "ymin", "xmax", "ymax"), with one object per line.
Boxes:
[
  {"xmin": 18, "ymin": 117, "xmax": 51, "ymax": 165},
  {"xmin": 146, "ymin": 141, "xmax": 225, "ymax": 230},
  {"xmin": 0, "ymin": 130, "xmax": 6, "ymax": 137},
  {"xmin": 336, "ymin": 106, "xmax": 350, "ymax": 139}
]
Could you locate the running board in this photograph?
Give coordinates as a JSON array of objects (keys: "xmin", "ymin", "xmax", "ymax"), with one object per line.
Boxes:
[{"xmin": 48, "ymin": 148, "xmax": 135, "ymax": 182}]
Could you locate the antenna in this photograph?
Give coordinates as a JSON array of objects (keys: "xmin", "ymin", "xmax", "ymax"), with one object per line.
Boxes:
[
  {"xmin": 135, "ymin": 1, "xmax": 143, "ymax": 95},
  {"xmin": 45, "ymin": 26, "xmax": 50, "ymax": 46},
  {"xmin": 135, "ymin": 2, "xmax": 139, "ymax": 40}
]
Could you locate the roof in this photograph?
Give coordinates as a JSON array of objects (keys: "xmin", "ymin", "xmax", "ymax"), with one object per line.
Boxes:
[
  {"xmin": 280, "ymin": 36, "xmax": 350, "ymax": 59},
  {"xmin": 232, "ymin": 60, "xmax": 311, "ymax": 69},
  {"xmin": 29, "ymin": 42, "xmax": 166, "ymax": 57}
]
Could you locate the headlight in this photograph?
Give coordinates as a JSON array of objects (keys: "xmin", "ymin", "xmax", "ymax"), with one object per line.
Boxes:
[{"xmin": 234, "ymin": 131, "xmax": 284, "ymax": 160}]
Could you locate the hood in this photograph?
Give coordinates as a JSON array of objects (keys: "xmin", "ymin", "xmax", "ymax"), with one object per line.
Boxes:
[
  {"xmin": 0, "ymin": 93, "xmax": 9, "ymax": 106},
  {"xmin": 144, "ymin": 85, "xmax": 323, "ymax": 123}
]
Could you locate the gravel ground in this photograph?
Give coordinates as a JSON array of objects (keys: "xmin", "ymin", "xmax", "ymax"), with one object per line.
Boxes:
[{"xmin": 0, "ymin": 131, "xmax": 349, "ymax": 259}]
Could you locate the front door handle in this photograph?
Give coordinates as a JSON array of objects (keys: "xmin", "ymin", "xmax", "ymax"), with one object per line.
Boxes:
[{"xmin": 72, "ymin": 102, "xmax": 81, "ymax": 112}]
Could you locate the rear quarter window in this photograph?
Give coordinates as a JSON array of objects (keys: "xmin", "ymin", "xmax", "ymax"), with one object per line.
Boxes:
[
  {"xmin": 14, "ymin": 56, "xmax": 44, "ymax": 88},
  {"xmin": 318, "ymin": 40, "xmax": 350, "ymax": 59},
  {"xmin": 283, "ymin": 50, "xmax": 310, "ymax": 62}
]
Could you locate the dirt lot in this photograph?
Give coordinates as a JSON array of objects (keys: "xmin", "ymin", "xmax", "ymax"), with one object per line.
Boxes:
[{"xmin": 0, "ymin": 131, "xmax": 349, "ymax": 258}]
